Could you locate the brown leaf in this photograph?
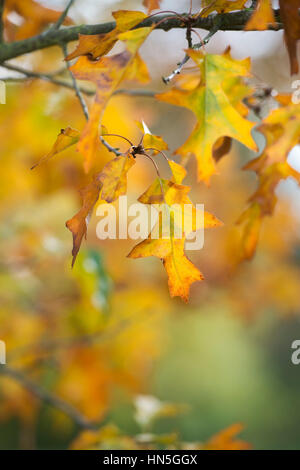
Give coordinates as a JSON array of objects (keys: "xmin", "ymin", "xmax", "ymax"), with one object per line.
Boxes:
[
  {"xmin": 279, "ymin": 0, "xmax": 300, "ymax": 75},
  {"xmin": 66, "ymin": 174, "xmax": 102, "ymax": 266}
]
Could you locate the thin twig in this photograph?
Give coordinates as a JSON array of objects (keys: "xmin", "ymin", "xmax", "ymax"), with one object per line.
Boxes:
[
  {"xmin": 62, "ymin": 43, "xmax": 89, "ymax": 120},
  {"xmin": 52, "ymin": 0, "xmax": 75, "ymax": 30},
  {"xmin": 162, "ymin": 19, "xmax": 222, "ymax": 84},
  {"xmin": 2, "ymin": 63, "xmax": 158, "ymax": 99},
  {"xmin": 0, "ymin": 365, "xmax": 98, "ymax": 430},
  {"xmin": 1, "ymin": 61, "xmax": 94, "ymax": 94},
  {"xmin": 0, "ymin": 0, "xmax": 4, "ymax": 44}
]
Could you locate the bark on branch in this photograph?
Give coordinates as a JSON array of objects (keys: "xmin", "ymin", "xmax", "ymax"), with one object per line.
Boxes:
[{"xmin": 0, "ymin": 9, "xmax": 282, "ymax": 63}]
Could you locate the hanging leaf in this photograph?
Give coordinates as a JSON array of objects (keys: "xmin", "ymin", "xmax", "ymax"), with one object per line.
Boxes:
[
  {"xmin": 70, "ymin": 27, "xmax": 152, "ymax": 173},
  {"xmin": 66, "ymin": 174, "xmax": 102, "ymax": 267},
  {"xmin": 99, "ymin": 153, "xmax": 136, "ymax": 203},
  {"xmin": 31, "ymin": 127, "xmax": 80, "ymax": 169},
  {"xmin": 279, "ymin": 0, "xmax": 300, "ymax": 75},
  {"xmin": 66, "ymin": 10, "xmax": 147, "ymax": 61},
  {"xmin": 157, "ymin": 49, "xmax": 257, "ymax": 184}
]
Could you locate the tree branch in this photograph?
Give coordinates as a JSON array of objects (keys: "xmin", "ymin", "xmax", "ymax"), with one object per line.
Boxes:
[
  {"xmin": 0, "ymin": 9, "xmax": 282, "ymax": 63},
  {"xmin": 0, "ymin": 365, "xmax": 99, "ymax": 430},
  {"xmin": 62, "ymin": 43, "xmax": 89, "ymax": 120}
]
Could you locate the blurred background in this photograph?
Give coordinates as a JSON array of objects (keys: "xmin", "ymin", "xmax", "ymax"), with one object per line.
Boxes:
[{"xmin": 0, "ymin": 0, "xmax": 300, "ymax": 450}]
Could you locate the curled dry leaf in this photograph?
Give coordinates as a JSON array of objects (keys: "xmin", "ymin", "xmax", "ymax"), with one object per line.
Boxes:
[
  {"xmin": 66, "ymin": 174, "xmax": 102, "ymax": 267},
  {"xmin": 31, "ymin": 127, "xmax": 80, "ymax": 169}
]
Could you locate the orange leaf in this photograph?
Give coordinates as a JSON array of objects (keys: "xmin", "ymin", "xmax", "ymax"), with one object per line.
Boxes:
[
  {"xmin": 66, "ymin": 174, "xmax": 102, "ymax": 266},
  {"xmin": 143, "ymin": 0, "xmax": 162, "ymax": 13},
  {"xmin": 279, "ymin": 0, "xmax": 300, "ymax": 75},
  {"xmin": 245, "ymin": 0, "xmax": 276, "ymax": 31}
]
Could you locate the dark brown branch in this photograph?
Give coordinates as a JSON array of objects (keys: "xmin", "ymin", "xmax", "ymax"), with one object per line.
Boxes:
[{"xmin": 0, "ymin": 9, "xmax": 282, "ymax": 63}]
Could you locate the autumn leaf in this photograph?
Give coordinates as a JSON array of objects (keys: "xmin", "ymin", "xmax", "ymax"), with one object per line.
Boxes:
[
  {"xmin": 128, "ymin": 234, "xmax": 204, "ymax": 302},
  {"xmin": 128, "ymin": 173, "xmax": 222, "ymax": 301},
  {"xmin": 71, "ymin": 27, "xmax": 152, "ymax": 173},
  {"xmin": 4, "ymin": 0, "xmax": 73, "ymax": 40},
  {"xmin": 66, "ymin": 10, "xmax": 147, "ymax": 61},
  {"xmin": 236, "ymin": 203, "xmax": 263, "ymax": 261},
  {"xmin": 237, "ymin": 101, "xmax": 300, "ymax": 260},
  {"xmin": 245, "ymin": 0, "xmax": 276, "ymax": 31},
  {"xmin": 99, "ymin": 153, "xmax": 136, "ymax": 203},
  {"xmin": 143, "ymin": 0, "xmax": 162, "ymax": 13},
  {"xmin": 157, "ymin": 49, "xmax": 257, "ymax": 184},
  {"xmin": 279, "ymin": 0, "xmax": 300, "ymax": 75},
  {"xmin": 31, "ymin": 127, "xmax": 80, "ymax": 169},
  {"xmin": 258, "ymin": 103, "xmax": 300, "ymax": 167},
  {"xmin": 202, "ymin": 423, "xmax": 250, "ymax": 450},
  {"xmin": 136, "ymin": 120, "xmax": 169, "ymax": 154},
  {"xmin": 201, "ymin": 0, "xmax": 248, "ymax": 17},
  {"xmin": 66, "ymin": 174, "xmax": 102, "ymax": 266}
]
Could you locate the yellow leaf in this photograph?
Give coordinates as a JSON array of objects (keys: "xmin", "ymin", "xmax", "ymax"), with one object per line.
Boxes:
[
  {"xmin": 66, "ymin": 10, "xmax": 147, "ymax": 61},
  {"xmin": 157, "ymin": 49, "xmax": 257, "ymax": 184},
  {"xmin": 71, "ymin": 27, "xmax": 152, "ymax": 172},
  {"xmin": 245, "ymin": 0, "xmax": 276, "ymax": 31},
  {"xmin": 128, "ymin": 235, "xmax": 204, "ymax": 302},
  {"xmin": 31, "ymin": 127, "xmax": 80, "ymax": 169},
  {"xmin": 99, "ymin": 153, "xmax": 136, "ymax": 203},
  {"xmin": 201, "ymin": 0, "xmax": 248, "ymax": 17}
]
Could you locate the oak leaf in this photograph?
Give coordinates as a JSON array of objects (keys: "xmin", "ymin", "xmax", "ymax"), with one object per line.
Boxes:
[
  {"xmin": 71, "ymin": 27, "xmax": 152, "ymax": 173},
  {"xmin": 157, "ymin": 49, "xmax": 257, "ymax": 184},
  {"xmin": 128, "ymin": 173, "xmax": 222, "ymax": 301},
  {"xmin": 128, "ymin": 234, "xmax": 204, "ymax": 302}
]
